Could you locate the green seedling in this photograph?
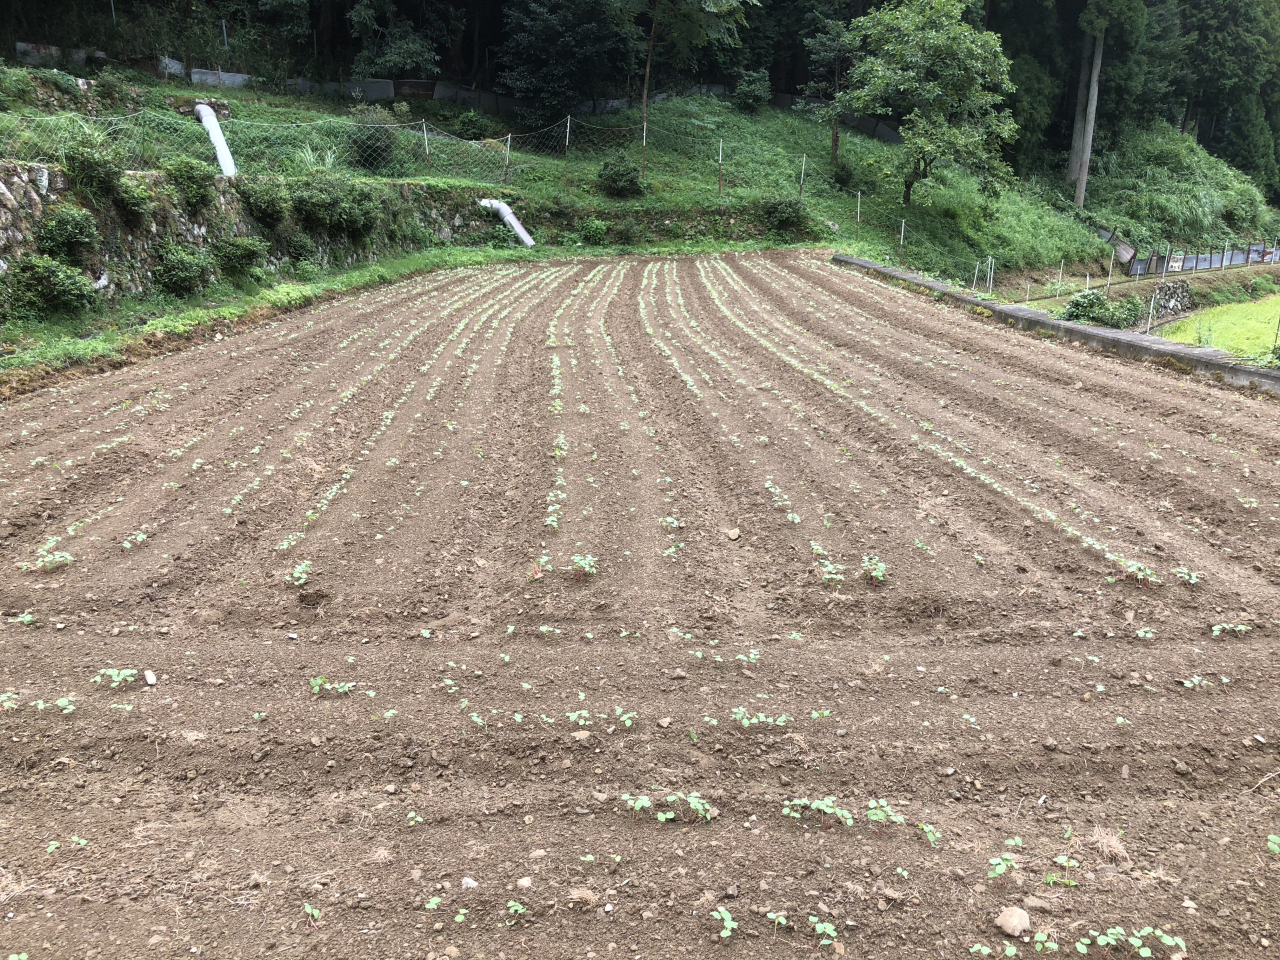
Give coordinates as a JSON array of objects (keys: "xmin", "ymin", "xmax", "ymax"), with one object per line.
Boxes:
[
  {"xmin": 1135, "ymin": 627, "xmax": 1154, "ymax": 640},
  {"xmin": 9, "ymin": 613, "xmax": 34, "ymax": 625},
  {"xmin": 46, "ymin": 841, "xmax": 60, "ymax": 854},
  {"xmin": 970, "ymin": 944, "xmax": 1017, "ymax": 957},
  {"xmin": 1074, "ymin": 926, "xmax": 1185, "ymax": 956},
  {"xmin": 32, "ymin": 696, "xmax": 77, "ymax": 714},
  {"xmin": 308, "ymin": 677, "xmax": 354, "ymax": 695},
  {"xmin": 453, "ymin": 908, "xmax": 468, "ymax": 923},
  {"xmin": 1044, "ymin": 854, "xmax": 1079, "ymax": 887},
  {"xmin": 810, "ymin": 916, "xmax": 838, "ymax": 947},
  {"xmin": 1174, "ymin": 567, "xmax": 1202, "ymax": 585},
  {"xmin": 988, "ymin": 837, "xmax": 1022, "ymax": 878},
  {"xmin": 1031, "ymin": 932, "xmax": 1059, "ymax": 952},
  {"xmin": 406, "ymin": 811, "xmax": 423, "ymax": 826},
  {"xmin": 711, "ymin": 906, "xmax": 738, "ymax": 939},
  {"xmin": 614, "ymin": 706, "xmax": 638, "ymax": 727},
  {"xmin": 767, "ymin": 911, "xmax": 787, "ymax": 937},
  {"xmin": 1212, "ymin": 623, "xmax": 1250, "ymax": 637},
  {"xmin": 506, "ymin": 900, "xmax": 526, "ymax": 925},
  {"xmin": 70, "ymin": 835, "xmax": 87, "ymax": 847},
  {"xmin": 665, "ymin": 791, "xmax": 713, "ymax": 822},
  {"xmin": 1267, "ymin": 835, "xmax": 1280, "ymax": 855},
  {"xmin": 423, "ymin": 896, "xmax": 443, "ymax": 910},
  {"xmin": 917, "ymin": 822, "xmax": 942, "ymax": 847},
  {"xmin": 782, "ymin": 796, "xmax": 854, "ymax": 829},
  {"xmin": 860, "ymin": 555, "xmax": 887, "ymax": 584},
  {"xmin": 91, "ymin": 668, "xmax": 137, "ymax": 689},
  {"xmin": 303, "ymin": 902, "xmax": 321, "ymax": 926},
  {"xmin": 289, "ymin": 560, "xmax": 312, "ymax": 586},
  {"xmin": 570, "ymin": 554, "xmax": 598, "ymax": 578},
  {"xmin": 866, "ymin": 798, "xmax": 905, "ymax": 826},
  {"xmin": 0, "ymin": 693, "xmax": 18, "ymax": 711}
]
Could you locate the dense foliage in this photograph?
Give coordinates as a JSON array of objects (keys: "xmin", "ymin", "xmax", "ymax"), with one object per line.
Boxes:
[{"xmin": 13, "ymin": 1, "xmax": 1280, "ymax": 205}]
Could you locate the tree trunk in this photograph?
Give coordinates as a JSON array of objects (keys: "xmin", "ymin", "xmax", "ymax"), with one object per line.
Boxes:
[
  {"xmin": 1074, "ymin": 29, "xmax": 1104, "ymax": 209},
  {"xmin": 640, "ymin": 0, "xmax": 660, "ymax": 133},
  {"xmin": 831, "ymin": 71, "xmax": 840, "ymax": 164},
  {"xmin": 983, "ymin": 0, "xmax": 990, "ymax": 30},
  {"xmin": 470, "ymin": 1, "xmax": 482, "ymax": 86},
  {"xmin": 1067, "ymin": 34, "xmax": 1093, "ymax": 184}
]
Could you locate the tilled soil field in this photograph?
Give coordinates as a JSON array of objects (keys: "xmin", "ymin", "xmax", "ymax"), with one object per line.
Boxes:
[{"xmin": 2, "ymin": 249, "xmax": 1279, "ymax": 960}]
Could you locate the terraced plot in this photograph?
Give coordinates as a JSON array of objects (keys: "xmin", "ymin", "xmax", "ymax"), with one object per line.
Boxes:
[{"xmin": 2, "ymin": 249, "xmax": 1278, "ymax": 960}]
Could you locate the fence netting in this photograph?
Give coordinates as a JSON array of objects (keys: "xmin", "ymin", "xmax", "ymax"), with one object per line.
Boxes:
[{"xmin": 4, "ymin": 108, "xmax": 1272, "ymax": 293}]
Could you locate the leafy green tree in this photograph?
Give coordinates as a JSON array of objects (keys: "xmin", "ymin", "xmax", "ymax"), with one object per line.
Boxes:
[
  {"xmin": 499, "ymin": 0, "xmax": 638, "ymax": 122},
  {"xmin": 348, "ymin": 0, "xmax": 441, "ymax": 77},
  {"xmin": 622, "ymin": 0, "xmax": 758, "ymax": 149},
  {"xmin": 836, "ymin": 0, "xmax": 1018, "ymax": 205},
  {"xmin": 1070, "ymin": 0, "xmax": 1149, "ymax": 206},
  {"xmin": 800, "ymin": 16, "xmax": 858, "ymax": 163}
]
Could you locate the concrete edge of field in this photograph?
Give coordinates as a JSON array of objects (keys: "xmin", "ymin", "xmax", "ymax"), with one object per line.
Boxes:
[{"xmin": 831, "ymin": 254, "xmax": 1280, "ymax": 397}]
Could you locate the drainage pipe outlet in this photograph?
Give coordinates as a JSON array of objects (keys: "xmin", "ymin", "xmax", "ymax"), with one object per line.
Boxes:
[
  {"xmin": 478, "ymin": 198, "xmax": 535, "ymax": 248},
  {"xmin": 194, "ymin": 103, "xmax": 237, "ymax": 177}
]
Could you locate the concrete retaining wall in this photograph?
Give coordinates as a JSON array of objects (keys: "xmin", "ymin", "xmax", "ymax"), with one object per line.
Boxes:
[{"xmin": 831, "ymin": 254, "xmax": 1280, "ymax": 396}]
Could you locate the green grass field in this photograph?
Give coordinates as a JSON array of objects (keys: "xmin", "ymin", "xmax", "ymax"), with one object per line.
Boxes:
[{"xmin": 1161, "ymin": 295, "xmax": 1280, "ymax": 360}]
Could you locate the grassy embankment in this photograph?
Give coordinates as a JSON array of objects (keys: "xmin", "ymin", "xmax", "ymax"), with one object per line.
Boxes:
[{"xmin": 4, "ymin": 63, "xmax": 1280, "ymax": 371}]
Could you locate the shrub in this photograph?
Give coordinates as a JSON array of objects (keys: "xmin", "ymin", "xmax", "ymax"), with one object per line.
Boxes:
[
  {"xmin": 348, "ymin": 103, "xmax": 399, "ymax": 172},
  {"xmin": 613, "ymin": 219, "xmax": 643, "ymax": 245},
  {"xmin": 161, "ymin": 156, "xmax": 217, "ymax": 212},
  {"xmin": 153, "ymin": 242, "xmax": 211, "ymax": 296},
  {"xmin": 1060, "ymin": 290, "xmax": 1145, "ymax": 329},
  {"xmin": 732, "ymin": 69, "xmax": 772, "ymax": 114},
  {"xmin": 831, "ymin": 157, "xmax": 855, "ymax": 192},
  {"xmin": 0, "ymin": 66, "xmax": 36, "ymax": 109},
  {"xmin": 37, "ymin": 205, "xmax": 100, "ymax": 265},
  {"xmin": 294, "ymin": 260, "xmax": 322, "ymax": 282},
  {"xmin": 93, "ymin": 67, "xmax": 127, "ymax": 103},
  {"xmin": 234, "ymin": 176, "xmax": 291, "ymax": 228},
  {"xmin": 287, "ymin": 231, "xmax": 319, "ymax": 263},
  {"xmin": 63, "ymin": 135, "xmax": 126, "ymax": 208},
  {"xmin": 453, "ymin": 109, "xmax": 493, "ymax": 141},
  {"xmin": 211, "ymin": 236, "xmax": 269, "ymax": 275},
  {"xmin": 37, "ymin": 68, "xmax": 82, "ymax": 100},
  {"xmin": 2, "ymin": 254, "xmax": 96, "ymax": 320},
  {"xmin": 758, "ymin": 196, "xmax": 811, "ymax": 234},
  {"xmin": 580, "ymin": 218, "xmax": 609, "ymax": 245},
  {"xmin": 290, "ymin": 172, "xmax": 381, "ymax": 238},
  {"xmin": 114, "ymin": 175, "xmax": 153, "ymax": 225},
  {"xmin": 596, "ymin": 151, "xmax": 644, "ymax": 198}
]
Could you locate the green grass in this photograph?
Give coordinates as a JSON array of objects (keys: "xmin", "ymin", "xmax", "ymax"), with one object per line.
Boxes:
[{"xmin": 1161, "ymin": 295, "xmax": 1280, "ymax": 361}]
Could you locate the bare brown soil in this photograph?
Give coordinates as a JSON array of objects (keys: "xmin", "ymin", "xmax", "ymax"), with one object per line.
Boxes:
[{"xmin": 2, "ymin": 249, "xmax": 1279, "ymax": 960}]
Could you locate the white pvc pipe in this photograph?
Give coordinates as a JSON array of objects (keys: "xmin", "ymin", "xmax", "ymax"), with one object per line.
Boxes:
[
  {"xmin": 478, "ymin": 198, "xmax": 535, "ymax": 248},
  {"xmin": 194, "ymin": 103, "xmax": 237, "ymax": 177}
]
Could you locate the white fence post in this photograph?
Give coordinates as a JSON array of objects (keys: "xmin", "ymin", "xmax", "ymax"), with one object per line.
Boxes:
[
  {"xmin": 1106, "ymin": 248, "xmax": 1114, "ymax": 292},
  {"xmin": 798, "ymin": 154, "xmax": 806, "ymax": 199},
  {"xmin": 503, "ymin": 133, "xmax": 511, "ymax": 183}
]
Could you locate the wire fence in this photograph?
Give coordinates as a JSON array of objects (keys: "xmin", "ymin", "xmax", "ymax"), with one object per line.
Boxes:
[
  {"xmin": 0, "ymin": 109, "xmax": 808, "ymax": 184},
  {"xmin": 14, "ymin": 107, "xmax": 1263, "ymax": 299},
  {"xmin": 0, "ymin": 109, "xmax": 1017, "ymax": 275}
]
